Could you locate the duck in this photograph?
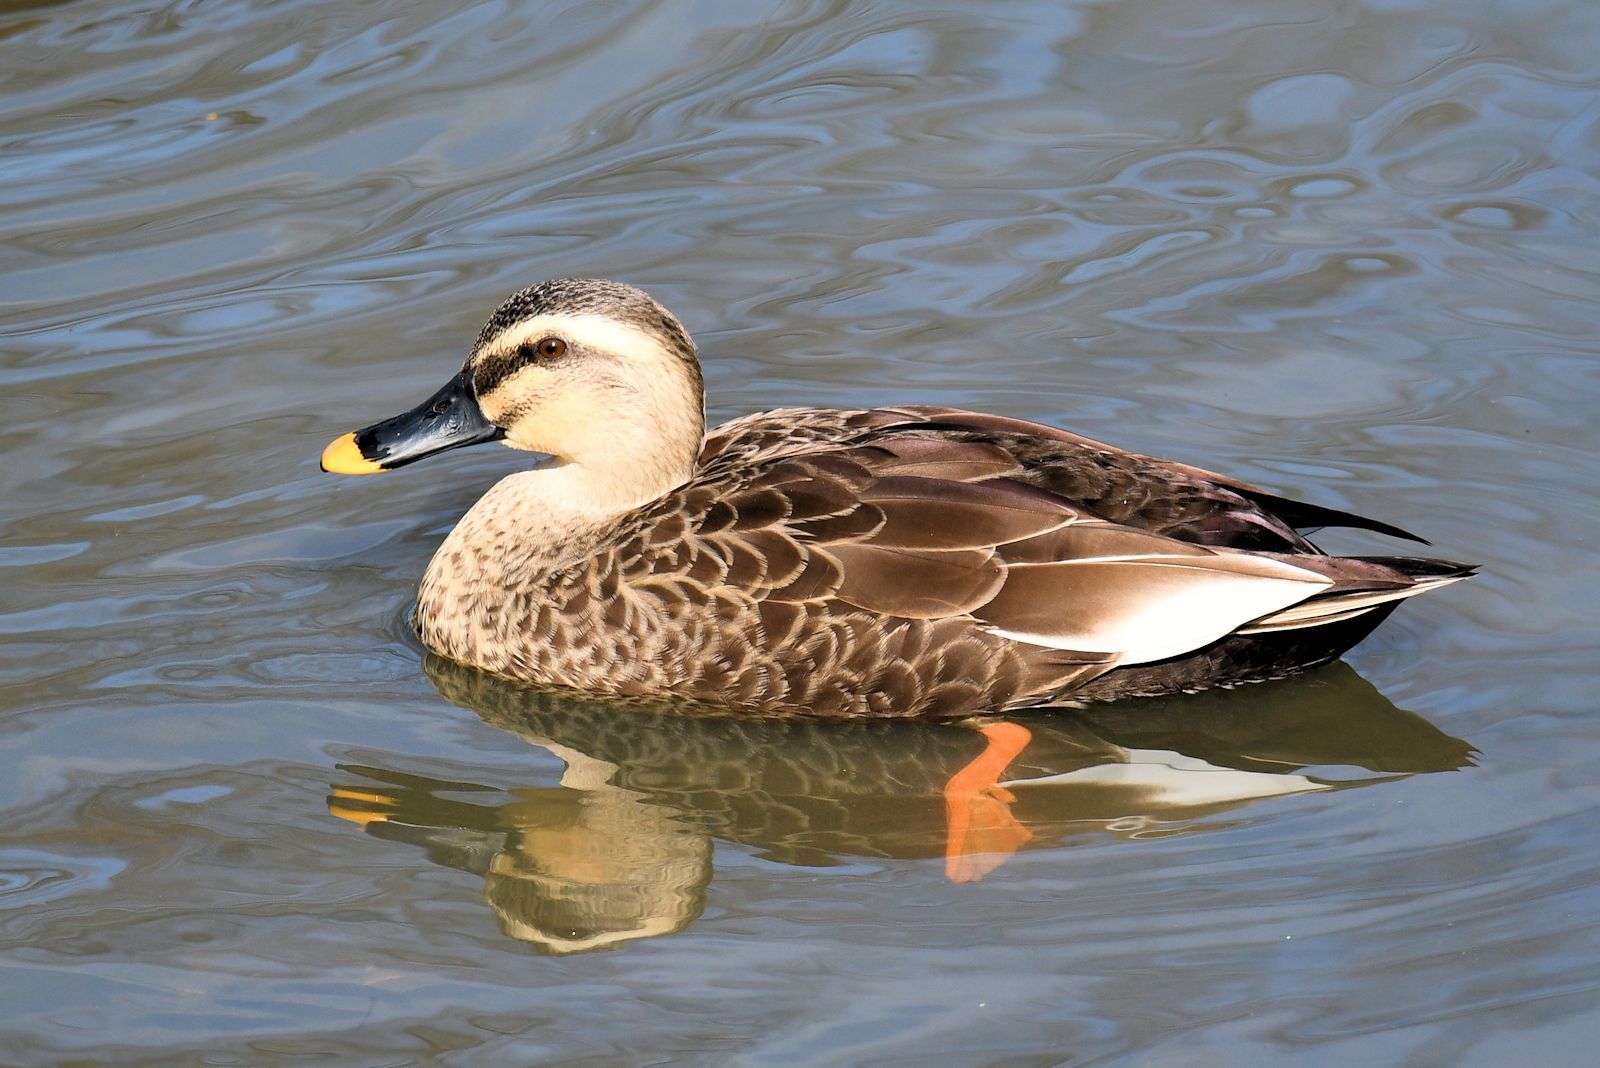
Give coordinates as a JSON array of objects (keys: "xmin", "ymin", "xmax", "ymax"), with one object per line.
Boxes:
[{"xmin": 320, "ymin": 277, "xmax": 1473, "ymax": 722}]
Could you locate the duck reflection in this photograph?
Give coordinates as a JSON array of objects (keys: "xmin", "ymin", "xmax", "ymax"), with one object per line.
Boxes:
[{"xmin": 327, "ymin": 657, "xmax": 1471, "ymax": 953}]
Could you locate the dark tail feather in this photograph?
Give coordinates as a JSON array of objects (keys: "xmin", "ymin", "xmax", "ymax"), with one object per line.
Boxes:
[
  {"xmin": 1350, "ymin": 556, "xmax": 1477, "ymax": 581},
  {"xmin": 1231, "ymin": 488, "xmax": 1430, "ymax": 545}
]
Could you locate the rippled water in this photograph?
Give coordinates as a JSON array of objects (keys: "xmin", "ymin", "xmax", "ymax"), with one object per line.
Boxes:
[{"xmin": 3, "ymin": 0, "xmax": 1598, "ymax": 1061}]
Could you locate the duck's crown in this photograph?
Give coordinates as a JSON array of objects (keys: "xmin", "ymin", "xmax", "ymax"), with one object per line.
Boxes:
[{"xmin": 474, "ymin": 277, "xmax": 698, "ymax": 368}]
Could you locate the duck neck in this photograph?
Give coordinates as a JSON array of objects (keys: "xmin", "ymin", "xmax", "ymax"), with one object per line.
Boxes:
[
  {"xmin": 530, "ymin": 415, "xmax": 701, "ymax": 520},
  {"xmin": 415, "ymin": 418, "xmax": 702, "ymax": 671},
  {"xmin": 493, "ymin": 353, "xmax": 706, "ymax": 524},
  {"xmin": 430, "ymin": 430, "xmax": 697, "ymax": 586}
]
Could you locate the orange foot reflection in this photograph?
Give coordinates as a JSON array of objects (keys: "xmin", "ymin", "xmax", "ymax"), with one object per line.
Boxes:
[{"xmin": 944, "ymin": 721, "xmax": 1034, "ymax": 883}]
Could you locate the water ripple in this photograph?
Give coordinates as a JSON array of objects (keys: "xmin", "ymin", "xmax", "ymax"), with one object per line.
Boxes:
[{"xmin": 0, "ymin": 850, "xmax": 125, "ymax": 910}]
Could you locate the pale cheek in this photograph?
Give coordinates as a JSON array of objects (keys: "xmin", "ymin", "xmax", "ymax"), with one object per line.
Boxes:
[
  {"xmin": 501, "ymin": 413, "xmax": 556, "ymax": 453},
  {"xmin": 480, "ymin": 379, "xmax": 553, "ymax": 442},
  {"xmin": 500, "ymin": 393, "xmax": 606, "ymax": 456},
  {"xmin": 477, "ymin": 395, "xmax": 515, "ymax": 427},
  {"xmin": 508, "ymin": 431, "xmax": 562, "ymax": 456}
]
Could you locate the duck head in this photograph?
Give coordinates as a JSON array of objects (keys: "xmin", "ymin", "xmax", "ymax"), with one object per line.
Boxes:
[{"xmin": 322, "ymin": 278, "xmax": 706, "ymax": 510}]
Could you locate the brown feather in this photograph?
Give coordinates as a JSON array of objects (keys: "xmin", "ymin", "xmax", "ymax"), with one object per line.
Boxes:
[
  {"xmin": 858, "ymin": 476, "xmax": 1074, "ymax": 550},
  {"xmin": 865, "ymin": 436, "xmax": 1025, "ymax": 481},
  {"xmin": 792, "ymin": 504, "xmax": 886, "ymax": 542},
  {"xmin": 828, "ymin": 544, "xmax": 1007, "ymax": 619}
]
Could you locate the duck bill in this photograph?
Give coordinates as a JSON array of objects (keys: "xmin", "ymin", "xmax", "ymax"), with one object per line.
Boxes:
[{"xmin": 321, "ymin": 371, "xmax": 505, "ymax": 475}]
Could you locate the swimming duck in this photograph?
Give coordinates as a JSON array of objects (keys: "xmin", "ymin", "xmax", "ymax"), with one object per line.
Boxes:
[{"xmin": 321, "ymin": 278, "xmax": 1472, "ymax": 720}]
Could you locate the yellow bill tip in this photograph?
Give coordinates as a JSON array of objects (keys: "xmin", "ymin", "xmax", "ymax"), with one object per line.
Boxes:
[
  {"xmin": 327, "ymin": 786, "xmax": 396, "ymax": 828},
  {"xmin": 320, "ymin": 432, "xmax": 383, "ymax": 475},
  {"xmin": 327, "ymin": 803, "xmax": 392, "ymax": 828}
]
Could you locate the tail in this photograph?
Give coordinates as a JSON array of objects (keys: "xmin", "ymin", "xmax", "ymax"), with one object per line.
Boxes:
[{"xmin": 1237, "ymin": 556, "xmax": 1476, "ymax": 635}]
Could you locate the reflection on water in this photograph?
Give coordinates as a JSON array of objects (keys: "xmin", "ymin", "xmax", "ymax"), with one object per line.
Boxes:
[{"xmin": 328, "ymin": 658, "xmax": 1470, "ymax": 954}]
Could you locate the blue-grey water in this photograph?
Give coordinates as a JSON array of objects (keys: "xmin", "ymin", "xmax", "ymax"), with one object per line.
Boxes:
[{"xmin": 2, "ymin": 0, "xmax": 1598, "ymax": 1063}]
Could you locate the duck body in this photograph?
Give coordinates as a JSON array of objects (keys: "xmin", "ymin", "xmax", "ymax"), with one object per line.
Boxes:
[{"xmin": 324, "ymin": 279, "xmax": 1472, "ymax": 719}]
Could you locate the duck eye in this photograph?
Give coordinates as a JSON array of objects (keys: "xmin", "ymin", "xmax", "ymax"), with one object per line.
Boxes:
[{"xmin": 526, "ymin": 336, "xmax": 566, "ymax": 360}]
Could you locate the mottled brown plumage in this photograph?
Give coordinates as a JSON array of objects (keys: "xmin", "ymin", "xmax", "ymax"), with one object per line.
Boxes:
[{"xmin": 324, "ymin": 278, "xmax": 1473, "ymax": 718}]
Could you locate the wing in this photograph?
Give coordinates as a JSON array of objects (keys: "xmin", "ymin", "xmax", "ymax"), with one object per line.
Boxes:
[
  {"xmin": 701, "ymin": 405, "xmax": 1425, "ymax": 551},
  {"xmin": 655, "ymin": 414, "xmax": 1339, "ymax": 671},
  {"xmin": 589, "ymin": 406, "xmax": 1446, "ymax": 715}
]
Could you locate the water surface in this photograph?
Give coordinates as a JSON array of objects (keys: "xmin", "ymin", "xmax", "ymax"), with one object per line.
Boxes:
[{"xmin": 3, "ymin": 0, "xmax": 1598, "ymax": 1062}]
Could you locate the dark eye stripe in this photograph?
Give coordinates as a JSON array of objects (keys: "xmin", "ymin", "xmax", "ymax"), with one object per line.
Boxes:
[
  {"xmin": 474, "ymin": 334, "xmax": 572, "ymax": 394},
  {"xmin": 473, "ymin": 351, "xmax": 530, "ymax": 395}
]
